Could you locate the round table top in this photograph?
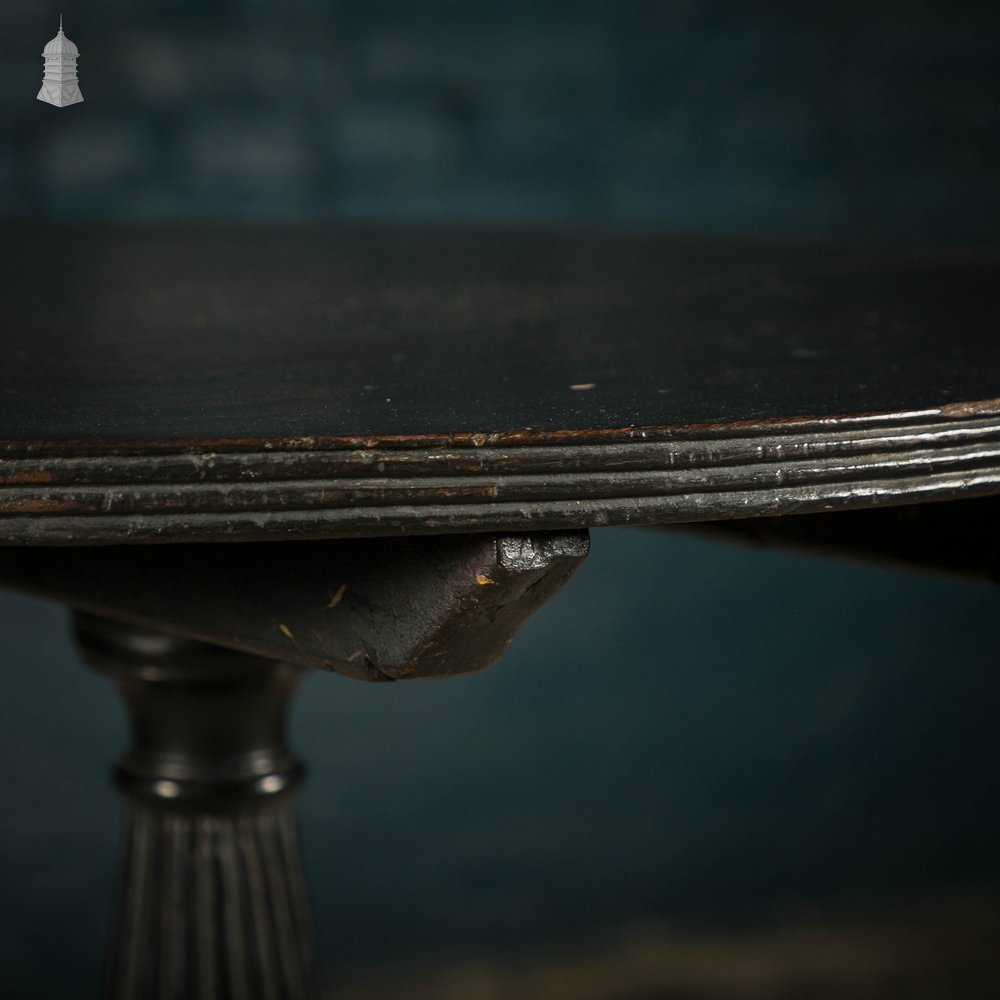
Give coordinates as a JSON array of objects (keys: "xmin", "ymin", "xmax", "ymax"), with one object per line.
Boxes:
[{"xmin": 2, "ymin": 222, "xmax": 999, "ymax": 544}]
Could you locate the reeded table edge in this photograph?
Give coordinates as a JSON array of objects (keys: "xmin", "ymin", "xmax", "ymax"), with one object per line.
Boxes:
[
  {"xmin": 6, "ymin": 401, "xmax": 1000, "ymax": 455},
  {"xmin": 2, "ymin": 403, "xmax": 1000, "ymax": 544}
]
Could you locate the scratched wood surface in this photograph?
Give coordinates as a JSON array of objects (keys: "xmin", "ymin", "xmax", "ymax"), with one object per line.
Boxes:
[{"xmin": 1, "ymin": 222, "xmax": 999, "ymax": 543}]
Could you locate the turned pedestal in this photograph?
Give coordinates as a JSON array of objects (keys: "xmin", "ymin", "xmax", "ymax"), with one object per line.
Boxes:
[{"xmin": 76, "ymin": 613, "xmax": 317, "ymax": 999}]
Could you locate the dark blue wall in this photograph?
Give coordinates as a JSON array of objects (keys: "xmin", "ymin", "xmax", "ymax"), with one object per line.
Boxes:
[
  {"xmin": 4, "ymin": 531, "xmax": 1000, "ymax": 998},
  {"xmin": 1, "ymin": 3, "xmax": 999, "ymax": 998},
  {"xmin": 2, "ymin": 2, "xmax": 998, "ymax": 239}
]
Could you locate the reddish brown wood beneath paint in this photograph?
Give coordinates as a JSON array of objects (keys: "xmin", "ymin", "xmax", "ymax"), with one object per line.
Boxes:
[
  {"xmin": 2, "ymin": 222, "xmax": 999, "ymax": 446},
  {"xmin": 1, "ymin": 223, "xmax": 999, "ymax": 542}
]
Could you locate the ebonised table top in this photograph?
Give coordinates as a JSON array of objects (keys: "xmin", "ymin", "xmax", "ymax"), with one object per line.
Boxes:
[{"xmin": 2, "ymin": 222, "xmax": 999, "ymax": 544}]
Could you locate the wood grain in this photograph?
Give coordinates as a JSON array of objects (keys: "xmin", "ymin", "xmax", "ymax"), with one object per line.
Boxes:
[{"xmin": 2, "ymin": 223, "xmax": 998, "ymax": 542}]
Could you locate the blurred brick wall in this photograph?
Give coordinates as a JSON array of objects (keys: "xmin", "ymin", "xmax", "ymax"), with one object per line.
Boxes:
[{"xmin": 1, "ymin": 1, "xmax": 998, "ymax": 237}]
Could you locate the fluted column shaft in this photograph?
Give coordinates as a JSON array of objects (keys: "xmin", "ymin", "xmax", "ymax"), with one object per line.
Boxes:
[{"xmin": 74, "ymin": 613, "xmax": 319, "ymax": 1000}]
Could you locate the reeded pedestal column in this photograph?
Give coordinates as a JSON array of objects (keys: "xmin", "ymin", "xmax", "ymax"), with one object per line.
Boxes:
[{"xmin": 74, "ymin": 612, "xmax": 318, "ymax": 1000}]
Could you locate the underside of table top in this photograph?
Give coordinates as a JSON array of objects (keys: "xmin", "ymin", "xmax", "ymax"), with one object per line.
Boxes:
[{"xmin": 2, "ymin": 222, "xmax": 999, "ymax": 543}]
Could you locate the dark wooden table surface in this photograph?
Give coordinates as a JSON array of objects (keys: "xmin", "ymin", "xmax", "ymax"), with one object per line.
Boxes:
[
  {"xmin": 3, "ymin": 221, "xmax": 999, "ymax": 1000},
  {"xmin": 2, "ymin": 222, "xmax": 999, "ymax": 543}
]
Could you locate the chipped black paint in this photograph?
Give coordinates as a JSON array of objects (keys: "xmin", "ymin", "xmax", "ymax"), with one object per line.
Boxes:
[{"xmin": 0, "ymin": 532, "xmax": 590, "ymax": 681}]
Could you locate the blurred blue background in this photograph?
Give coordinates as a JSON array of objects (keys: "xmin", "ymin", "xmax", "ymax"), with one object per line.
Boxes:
[
  {"xmin": 1, "ymin": 2, "xmax": 1000, "ymax": 997},
  {"xmin": 1, "ymin": 1, "xmax": 998, "ymax": 238}
]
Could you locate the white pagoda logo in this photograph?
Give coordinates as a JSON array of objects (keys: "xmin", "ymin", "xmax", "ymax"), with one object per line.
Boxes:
[{"xmin": 38, "ymin": 16, "xmax": 83, "ymax": 108}]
